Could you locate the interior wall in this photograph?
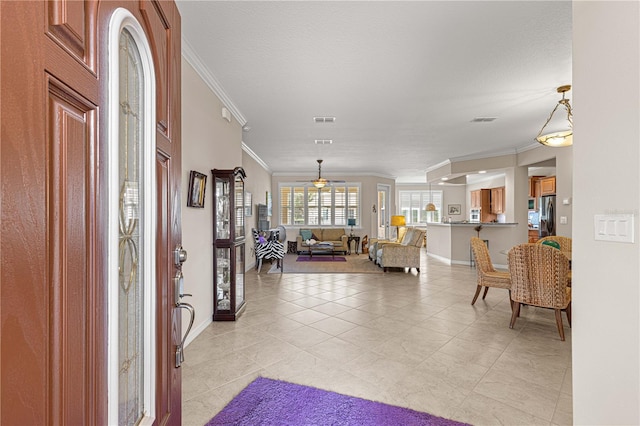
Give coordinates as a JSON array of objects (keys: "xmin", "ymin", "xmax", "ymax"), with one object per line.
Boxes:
[
  {"xmin": 573, "ymin": 2, "xmax": 640, "ymax": 424},
  {"xmin": 242, "ymin": 148, "xmax": 273, "ymax": 269},
  {"xmin": 181, "ymin": 58, "xmax": 243, "ymax": 342}
]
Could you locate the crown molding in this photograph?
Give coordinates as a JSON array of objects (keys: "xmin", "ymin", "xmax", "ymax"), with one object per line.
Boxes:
[
  {"xmin": 241, "ymin": 142, "xmax": 271, "ymax": 173},
  {"xmin": 182, "ymin": 39, "xmax": 247, "ymax": 126}
]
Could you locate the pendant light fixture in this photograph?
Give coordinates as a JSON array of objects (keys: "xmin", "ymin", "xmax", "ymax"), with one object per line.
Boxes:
[
  {"xmin": 536, "ymin": 85, "xmax": 573, "ymax": 147},
  {"xmin": 425, "ymin": 182, "xmax": 436, "ymax": 212}
]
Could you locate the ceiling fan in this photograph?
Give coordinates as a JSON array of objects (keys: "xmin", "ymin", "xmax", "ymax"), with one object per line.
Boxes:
[{"xmin": 300, "ymin": 159, "xmax": 345, "ymax": 188}]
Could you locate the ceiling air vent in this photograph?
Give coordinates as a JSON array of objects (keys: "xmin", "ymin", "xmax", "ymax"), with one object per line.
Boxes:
[
  {"xmin": 471, "ymin": 117, "xmax": 498, "ymax": 123},
  {"xmin": 314, "ymin": 116, "xmax": 336, "ymax": 123},
  {"xmin": 314, "ymin": 139, "xmax": 333, "ymax": 145}
]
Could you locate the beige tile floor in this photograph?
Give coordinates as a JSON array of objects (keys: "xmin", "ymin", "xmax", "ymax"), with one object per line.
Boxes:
[{"xmin": 182, "ymin": 252, "xmax": 572, "ymax": 426}]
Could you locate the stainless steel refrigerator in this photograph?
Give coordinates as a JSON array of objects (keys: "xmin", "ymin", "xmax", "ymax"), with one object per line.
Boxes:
[{"xmin": 539, "ymin": 195, "xmax": 556, "ymax": 238}]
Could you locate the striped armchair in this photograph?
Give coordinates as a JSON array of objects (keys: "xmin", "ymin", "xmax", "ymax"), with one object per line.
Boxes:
[{"xmin": 252, "ymin": 229, "xmax": 285, "ymax": 273}]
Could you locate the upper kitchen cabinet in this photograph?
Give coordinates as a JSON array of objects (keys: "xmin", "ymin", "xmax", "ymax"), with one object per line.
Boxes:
[
  {"xmin": 540, "ymin": 176, "xmax": 556, "ymax": 196},
  {"xmin": 490, "ymin": 187, "xmax": 505, "ymax": 214}
]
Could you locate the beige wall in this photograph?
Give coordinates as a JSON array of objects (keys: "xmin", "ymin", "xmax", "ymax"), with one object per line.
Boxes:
[
  {"xmin": 573, "ymin": 2, "xmax": 639, "ymax": 423},
  {"xmin": 181, "ymin": 58, "xmax": 245, "ymax": 342},
  {"xmin": 242, "ymin": 148, "xmax": 272, "ymax": 267}
]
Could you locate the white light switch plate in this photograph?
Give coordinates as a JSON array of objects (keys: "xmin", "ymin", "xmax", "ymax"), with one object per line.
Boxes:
[{"xmin": 594, "ymin": 214, "xmax": 634, "ymax": 243}]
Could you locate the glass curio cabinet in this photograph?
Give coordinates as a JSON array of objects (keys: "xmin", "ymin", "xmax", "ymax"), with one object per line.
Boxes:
[{"xmin": 212, "ymin": 167, "xmax": 246, "ymax": 320}]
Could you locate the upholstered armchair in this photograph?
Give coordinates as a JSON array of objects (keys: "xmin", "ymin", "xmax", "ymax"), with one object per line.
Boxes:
[
  {"xmin": 375, "ymin": 228, "xmax": 425, "ymax": 272},
  {"xmin": 368, "ymin": 226, "xmax": 408, "ymax": 262}
]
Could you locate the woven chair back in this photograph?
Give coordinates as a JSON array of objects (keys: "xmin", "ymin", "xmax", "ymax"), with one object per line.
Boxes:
[
  {"xmin": 470, "ymin": 237, "xmax": 495, "ymax": 273},
  {"xmin": 508, "ymin": 243, "xmax": 570, "ymax": 309}
]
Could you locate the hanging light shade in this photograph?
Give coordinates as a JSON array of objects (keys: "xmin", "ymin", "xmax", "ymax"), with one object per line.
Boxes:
[
  {"xmin": 425, "ymin": 182, "xmax": 436, "ymax": 211},
  {"xmin": 536, "ymin": 85, "xmax": 573, "ymax": 147}
]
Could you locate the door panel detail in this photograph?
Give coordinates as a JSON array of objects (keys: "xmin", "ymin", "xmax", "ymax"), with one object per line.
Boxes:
[
  {"xmin": 46, "ymin": 0, "xmax": 97, "ymax": 71},
  {"xmin": 47, "ymin": 76, "xmax": 97, "ymax": 425},
  {"xmin": 140, "ymin": 0, "xmax": 171, "ymax": 136}
]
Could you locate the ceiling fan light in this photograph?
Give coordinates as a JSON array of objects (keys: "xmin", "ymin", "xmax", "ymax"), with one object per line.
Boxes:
[{"xmin": 313, "ymin": 178, "xmax": 327, "ymax": 188}]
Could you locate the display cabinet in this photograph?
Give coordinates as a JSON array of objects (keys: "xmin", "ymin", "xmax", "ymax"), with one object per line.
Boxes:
[{"xmin": 212, "ymin": 167, "xmax": 246, "ymax": 320}]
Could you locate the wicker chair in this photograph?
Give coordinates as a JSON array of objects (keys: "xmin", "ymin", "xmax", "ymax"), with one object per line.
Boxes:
[
  {"xmin": 537, "ymin": 235, "xmax": 572, "ymax": 286},
  {"xmin": 469, "ymin": 237, "xmax": 512, "ymax": 306},
  {"xmin": 537, "ymin": 236, "xmax": 572, "ymax": 252},
  {"xmin": 507, "ymin": 243, "xmax": 572, "ymax": 341}
]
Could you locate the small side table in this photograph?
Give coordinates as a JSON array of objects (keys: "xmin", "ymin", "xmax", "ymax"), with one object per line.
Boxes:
[{"xmin": 347, "ymin": 236, "xmax": 360, "ymax": 255}]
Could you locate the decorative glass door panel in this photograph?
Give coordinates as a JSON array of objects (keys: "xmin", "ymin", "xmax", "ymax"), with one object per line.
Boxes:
[
  {"xmin": 235, "ymin": 244, "xmax": 245, "ymax": 308},
  {"xmin": 215, "ymin": 247, "xmax": 231, "ymax": 311},
  {"xmin": 215, "ymin": 178, "xmax": 230, "ymax": 240},
  {"xmin": 234, "ymin": 175, "xmax": 244, "ymax": 239}
]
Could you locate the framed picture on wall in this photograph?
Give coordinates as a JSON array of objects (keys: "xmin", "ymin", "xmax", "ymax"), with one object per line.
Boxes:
[
  {"xmin": 245, "ymin": 192, "xmax": 252, "ymax": 216},
  {"xmin": 448, "ymin": 204, "xmax": 461, "ymax": 215},
  {"xmin": 187, "ymin": 170, "xmax": 207, "ymax": 208}
]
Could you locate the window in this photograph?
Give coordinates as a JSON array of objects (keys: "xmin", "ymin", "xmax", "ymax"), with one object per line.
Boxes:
[
  {"xmin": 399, "ymin": 190, "xmax": 443, "ymax": 223},
  {"xmin": 280, "ymin": 183, "xmax": 361, "ymax": 226}
]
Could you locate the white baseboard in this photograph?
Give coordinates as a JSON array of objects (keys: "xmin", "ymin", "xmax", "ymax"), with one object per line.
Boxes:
[{"xmin": 183, "ymin": 317, "xmax": 212, "ymax": 348}]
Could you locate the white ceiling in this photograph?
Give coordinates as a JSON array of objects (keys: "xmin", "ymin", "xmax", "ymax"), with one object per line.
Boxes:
[{"xmin": 176, "ymin": 1, "xmax": 572, "ymax": 183}]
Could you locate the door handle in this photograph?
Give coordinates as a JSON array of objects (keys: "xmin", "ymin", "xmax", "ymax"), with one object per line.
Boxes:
[{"xmin": 175, "ymin": 302, "xmax": 195, "ymax": 368}]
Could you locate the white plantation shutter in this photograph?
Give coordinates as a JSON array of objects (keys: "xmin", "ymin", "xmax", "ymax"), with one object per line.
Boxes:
[
  {"xmin": 279, "ymin": 183, "xmax": 360, "ymax": 226},
  {"xmin": 399, "ymin": 190, "xmax": 443, "ymax": 224}
]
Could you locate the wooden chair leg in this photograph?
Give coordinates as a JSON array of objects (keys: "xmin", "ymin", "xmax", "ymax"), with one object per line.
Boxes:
[
  {"xmin": 482, "ymin": 286, "xmax": 489, "ymax": 300},
  {"xmin": 555, "ymin": 309, "xmax": 565, "ymax": 341},
  {"xmin": 471, "ymin": 285, "xmax": 483, "ymax": 305},
  {"xmin": 565, "ymin": 302, "xmax": 572, "ymax": 327},
  {"xmin": 509, "ymin": 302, "xmax": 521, "ymax": 329}
]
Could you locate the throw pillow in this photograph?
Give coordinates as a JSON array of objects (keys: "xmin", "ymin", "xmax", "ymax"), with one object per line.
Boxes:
[
  {"xmin": 401, "ymin": 229, "xmax": 414, "ymax": 246},
  {"xmin": 269, "ymin": 230, "xmax": 279, "ymax": 242},
  {"xmin": 311, "ymin": 232, "xmax": 321, "ymax": 241},
  {"xmin": 258, "ymin": 235, "xmax": 267, "ymax": 244},
  {"xmin": 542, "ymin": 240, "xmax": 561, "ymax": 250},
  {"xmin": 300, "ymin": 229, "xmax": 312, "ymax": 240}
]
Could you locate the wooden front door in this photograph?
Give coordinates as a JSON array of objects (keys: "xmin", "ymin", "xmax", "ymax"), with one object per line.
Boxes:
[{"xmin": 0, "ymin": 1, "xmax": 182, "ymax": 424}]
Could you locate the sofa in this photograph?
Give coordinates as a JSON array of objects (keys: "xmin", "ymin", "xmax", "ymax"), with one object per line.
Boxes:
[
  {"xmin": 296, "ymin": 228, "xmax": 348, "ymax": 254},
  {"xmin": 373, "ymin": 227, "xmax": 425, "ymax": 272}
]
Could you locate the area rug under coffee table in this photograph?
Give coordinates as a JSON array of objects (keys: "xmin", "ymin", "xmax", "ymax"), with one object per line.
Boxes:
[{"xmin": 205, "ymin": 377, "xmax": 469, "ymax": 426}]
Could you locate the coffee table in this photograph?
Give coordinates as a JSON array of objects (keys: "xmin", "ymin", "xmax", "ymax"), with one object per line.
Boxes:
[{"xmin": 307, "ymin": 242, "xmax": 336, "ymax": 259}]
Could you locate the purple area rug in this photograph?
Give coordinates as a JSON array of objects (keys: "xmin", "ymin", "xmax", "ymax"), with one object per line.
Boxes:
[
  {"xmin": 205, "ymin": 377, "xmax": 470, "ymax": 426},
  {"xmin": 297, "ymin": 255, "xmax": 347, "ymax": 262}
]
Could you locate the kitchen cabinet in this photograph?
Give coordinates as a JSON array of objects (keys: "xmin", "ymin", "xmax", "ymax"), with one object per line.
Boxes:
[
  {"xmin": 490, "ymin": 187, "xmax": 505, "ymax": 214},
  {"xmin": 212, "ymin": 167, "xmax": 246, "ymax": 321},
  {"xmin": 529, "ymin": 176, "xmax": 544, "ymax": 197},
  {"xmin": 470, "ymin": 190, "xmax": 481, "ymax": 209},
  {"xmin": 540, "ymin": 176, "xmax": 556, "ymax": 196},
  {"xmin": 470, "ymin": 189, "xmax": 495, "ymax": 222},
  {"xmin": 528, "ymin": 229, "xmax": 539, "ymax": 243}
]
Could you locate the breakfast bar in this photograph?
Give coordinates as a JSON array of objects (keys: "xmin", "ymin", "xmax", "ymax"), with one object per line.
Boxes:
[{"xmin": 426, "ymin": 222, "xmax": 522, "ymax": 268}]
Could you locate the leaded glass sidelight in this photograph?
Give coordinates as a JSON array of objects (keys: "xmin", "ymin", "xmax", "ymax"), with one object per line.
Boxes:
[{"xmin": 118, "ymin": 28, "xmax": 145, "ymax": 426}]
